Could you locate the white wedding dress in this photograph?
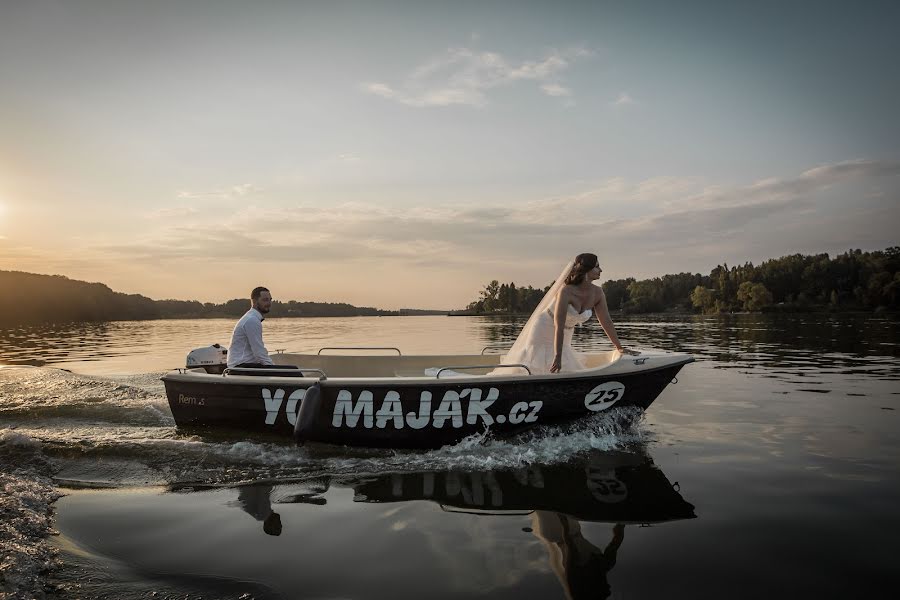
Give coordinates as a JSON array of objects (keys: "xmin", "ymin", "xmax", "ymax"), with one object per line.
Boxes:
[
  {"xmin": 502, "ymin": 300, "xmax": 591, "ymax": 374},
  {"xmin": 493, "ymin": 260, "xmax": 593, "ymax": 375}
]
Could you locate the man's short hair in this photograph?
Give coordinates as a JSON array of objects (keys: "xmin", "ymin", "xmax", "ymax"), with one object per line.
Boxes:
[{"xmin": 251, "ymin": 286, "xmax": 270, "ymax": 301}]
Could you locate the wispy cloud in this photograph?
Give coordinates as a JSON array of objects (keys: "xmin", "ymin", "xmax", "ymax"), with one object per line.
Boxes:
[
  {"xmin": 100, "ymin": 159, "xmax": 900, "ymax": 275},
  {"xmin": 363, "ymin": 46, "xmax": 593, "ymax": 108},
  {"xmin": 176, "ymin": 183, "xmax": 261, "ymax": 201},
  {"xmin": 679, "ymin": 159, "xmax": 900, "ymax": 210},
  {"xmin": 142, "ymin": 184, "xmax": 263, "ymax": 221},
  {"xmin": 144, "ymin": 206, "xmax": 199, "ymax": 219},
  {"xmin": 612, "ymin": 92, "xmax": 634, "ymax": 107},
  {"xmin": 540, "ymin": 83, "xmax": 571, "ymax": 97},
  {"xmin": 5, "ymin": 160, "xmax": 895, "ymax": 307}
]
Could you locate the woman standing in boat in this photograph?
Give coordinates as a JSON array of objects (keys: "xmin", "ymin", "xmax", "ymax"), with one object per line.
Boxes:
[{"xmin": 501, "ymin": 253, "xmax": 628, "ymax": 374}]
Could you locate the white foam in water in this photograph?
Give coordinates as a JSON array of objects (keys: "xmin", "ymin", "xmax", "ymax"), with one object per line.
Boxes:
[
  {"xmin": 0, "ymin": 429, "xmax": 62, "ymax": 599},
  {"xmin": 74, "ymin": 407, "xmax": 648, "ymax": 489},
  {"xmin": 406, "ymin": 406, "xmax": 647, "ymax": 471},
  {"xmin": 0, "ymin": 366, "xmax": 173, "ymax": 427},
  {"xmin": 298, "ymin": 406, "xmax": 651, "ymax": 477}
]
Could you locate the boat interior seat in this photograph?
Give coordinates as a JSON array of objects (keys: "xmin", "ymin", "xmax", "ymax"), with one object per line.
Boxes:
[
  {"xmin": 273, "ymin": 353, "xmax": 503, "ymax": 378},
  {"xmin": 394, "ymin": 369, "xmax": 434, "ymax": 377},
  {"xmin": 267, "ymin": 352, "xmax": 622, "ymax": 378},
  {"xmin": 225, "ymin": 367, "xmax": 306, "ymax": 377}
]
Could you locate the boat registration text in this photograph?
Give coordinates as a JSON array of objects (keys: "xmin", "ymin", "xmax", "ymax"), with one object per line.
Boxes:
[{"xmin": 261, "ymin": 387, "xmax": 542, "ymax": 430}]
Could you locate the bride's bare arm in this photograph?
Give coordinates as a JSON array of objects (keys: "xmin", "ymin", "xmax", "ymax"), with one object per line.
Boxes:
[
  {"xmin": 593, "ymin": 288, "xmax": 624, "ymax": 351},
  {"xmin": 551, "ymin": 289, "xmax": 569, "ymax": 373}
]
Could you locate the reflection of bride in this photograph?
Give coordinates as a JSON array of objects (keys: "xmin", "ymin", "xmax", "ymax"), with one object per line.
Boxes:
[
  {"xmin": 532, "ymin": 511, "xmax": 625, "ymax": 600},
  {"xmin": 498, "ymin": 253, "xmax": 627, "ymax": 375}
]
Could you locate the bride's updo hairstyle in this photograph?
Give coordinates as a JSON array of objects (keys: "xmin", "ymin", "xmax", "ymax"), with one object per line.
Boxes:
[{"xmin": 565, "ymin": 253, "xmax": 599, "ymax": 285}]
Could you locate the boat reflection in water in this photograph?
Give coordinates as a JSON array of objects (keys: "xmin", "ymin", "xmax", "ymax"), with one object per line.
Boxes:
[
  {"xmin": 345, "ymin": 450, "xmax": 695, "ymax": 524},
  {"xmin": 170, "ymin": 450, "xmax": 694, "ymax": 599},
  {"xmin": 338, "ymin": 451, "xmax": 694, "ymax": 599}
]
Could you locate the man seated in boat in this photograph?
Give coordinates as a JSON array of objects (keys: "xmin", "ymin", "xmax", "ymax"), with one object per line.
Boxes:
[{"xmin": 227, "ymin": 286, "xmax": 281, "ymax": 369}]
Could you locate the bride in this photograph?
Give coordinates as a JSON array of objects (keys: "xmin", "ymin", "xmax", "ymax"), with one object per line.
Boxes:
[{"xmin": 500, "ymin": 253, "xmax": 627, "ymax": 375}]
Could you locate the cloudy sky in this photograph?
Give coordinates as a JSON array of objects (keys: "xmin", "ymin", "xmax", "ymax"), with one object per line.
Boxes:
[{"xmin": 1, "ymin": 0, "xmax": 898, "ymax": 309}]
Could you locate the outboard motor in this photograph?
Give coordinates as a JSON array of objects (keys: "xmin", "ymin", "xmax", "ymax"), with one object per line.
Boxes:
[{"xmin": 186, "ymin": 344, "xmax": 228, "ymax": 374}]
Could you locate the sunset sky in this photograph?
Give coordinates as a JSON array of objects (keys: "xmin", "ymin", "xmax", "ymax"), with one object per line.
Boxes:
[{"xmin": 1, "ymin": 0, "xmax": 898, "ymax": 309}]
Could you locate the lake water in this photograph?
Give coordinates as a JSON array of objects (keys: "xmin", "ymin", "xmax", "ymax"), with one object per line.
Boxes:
[{"xmin": 1, "ymin": 314, "xmax": 898, "ymax": 599}]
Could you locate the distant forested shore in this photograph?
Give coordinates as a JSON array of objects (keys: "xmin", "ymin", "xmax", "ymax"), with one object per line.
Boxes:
[
  {"xmin": 3, "ymin": 247, "xmax": 896, "ymax": 327},
  {"xmin": 463, "ymin": 248, "xmax": 899, "ymax": 315},
  {"xmin": 0, "ymin": 271, "xmax": 415, "ymax": 327}
]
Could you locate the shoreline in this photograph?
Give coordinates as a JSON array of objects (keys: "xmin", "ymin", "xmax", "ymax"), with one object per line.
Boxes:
[{"xmin": 5, "ymin": 307, "xmax": 893, "ymax": 330}]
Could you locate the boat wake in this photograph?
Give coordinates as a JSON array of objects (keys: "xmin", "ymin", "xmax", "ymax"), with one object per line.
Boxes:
[
  {"xmin": 0, "ymin": 429, "xmax": 62, "ymax": 599},
  {"xmin": 0, "ymin": 365, "xmax": 172, "ymax": 426},
  {"xmin": 1, "ymin": 366, "xmax": 652, "ymax": 486},
  {"xmin": 0, "ymin": 365, "xmax": 652, "ymax": 598}
]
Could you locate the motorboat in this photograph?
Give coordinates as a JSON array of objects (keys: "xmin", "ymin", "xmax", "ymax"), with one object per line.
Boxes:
[{"xmin": 162, "ymin": 346, "xmax": 693, "ymax": 449}]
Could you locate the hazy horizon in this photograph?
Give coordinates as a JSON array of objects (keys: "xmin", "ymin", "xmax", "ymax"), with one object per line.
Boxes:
[
  {"xmin": 2, "ymin": 1, "xmax": 898, "ymax": 309},
  {"xmin": 2, "ymin": 243, "xmax": 896, "ymax": 312}
]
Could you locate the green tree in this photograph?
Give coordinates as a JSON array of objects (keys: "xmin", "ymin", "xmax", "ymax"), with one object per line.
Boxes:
[
  {"xmin": 624, "ymin": 279, "xmax": 665, "ymax": 313},
  {"xmin": 461, "ymin": 246, "xmax": 899, "ymax": 315},
  {"xmin": 737, "ymin": 282, "xmax": 774, "ymax": 312},
  {"xmin": 866, "ymin": 271, "xmax": 893, "ymax": 308},
  {"xmin": 691, "ymin": 286, "xmax": 717, "ymax": 314},
  {"xmin": 480, "ymin": 280, "xmax": 500, "ymax": 312},
  {"xmin": 508, "ymin": 282, "xmax": 519, "ymax": 312},
  {"xmin": 602, "ymin": 278, "xmax": 634, "ymax": 310}
]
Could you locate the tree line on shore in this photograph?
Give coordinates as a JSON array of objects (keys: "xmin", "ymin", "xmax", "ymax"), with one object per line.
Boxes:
[
  {"xmin": 465, "ymin": 247, "xmax": 900, "ymax": 315},
  {"xmin": 0, "ymin": 271, "xmax": 397, "ymax": 327},
  {"xmin": 3, "ymin": 247, "xmax": 896, "ymax": 327}
]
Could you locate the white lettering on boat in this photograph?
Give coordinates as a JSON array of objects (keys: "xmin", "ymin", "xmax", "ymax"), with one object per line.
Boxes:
[
  {"xmin": 333, "ymin": 390, "xmax": 374, "ymax": 428},
  {"xmin": 507, "ymin": 401, "xmax": 542, "ymax": 425},
  {"xmin": 405, "ymin": 391, "xmax": 431, "ymax": 429},
  {"xmin": 285, "ymin": 389, "xmax": 306, "ymax": 426},
  {"xmin": 433, "ymin": 391, "xmax": 463, "ymax": 429},
  {"xmin": 463, "ymin": 388, "xmax": 497, "ymax": 426},
  {"xmin": 328, "ymin": 387, "xmax": 541, "ymax": 430},
  {"xmin": 375, "ymin": 391, "xmax": 403, "ymax": 429},
  {"xmin": 584, "ymin": 381, "xmax": 625, "ymax": 412},
  {"xmin": 177, "ymin": 394, "xmax": 205, "ymax": 406},
  {"xmin": 261, "ymin": 388, "xmax": 308, "ymax": 425},
  {"xmin": 262, "ymin": 388, "xmax": 285, "ymax": 425}
]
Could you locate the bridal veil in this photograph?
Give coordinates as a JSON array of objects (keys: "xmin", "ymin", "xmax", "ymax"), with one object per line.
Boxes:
[{"xmin": 497, "ymin": 260, "xmax": 576, "ymax": 373}]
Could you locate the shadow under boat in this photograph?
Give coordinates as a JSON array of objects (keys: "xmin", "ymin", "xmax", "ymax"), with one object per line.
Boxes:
[
  {"xmin": 338, "ymin": 449, "xmax": 696, "ymax": 524},
  {"xmin": 170, "ymin": 449, "xmax": 695, "ymax": 526}
]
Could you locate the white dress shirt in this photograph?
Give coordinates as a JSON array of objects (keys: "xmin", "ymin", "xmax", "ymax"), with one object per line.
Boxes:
[{"xmin": 227, "ymin": 308, "xmax": 274, "ymax": 367}]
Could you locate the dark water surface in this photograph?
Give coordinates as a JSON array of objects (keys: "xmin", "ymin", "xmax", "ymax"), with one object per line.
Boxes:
[{"xmin": 1, "ymin": 314, "xmax": 898, "ymax": 599}]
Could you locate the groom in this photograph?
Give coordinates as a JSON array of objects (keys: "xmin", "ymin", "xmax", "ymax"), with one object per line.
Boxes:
[{"xmin": 227, "ymin": 286, "xmax": 278, "ymax": 369}]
